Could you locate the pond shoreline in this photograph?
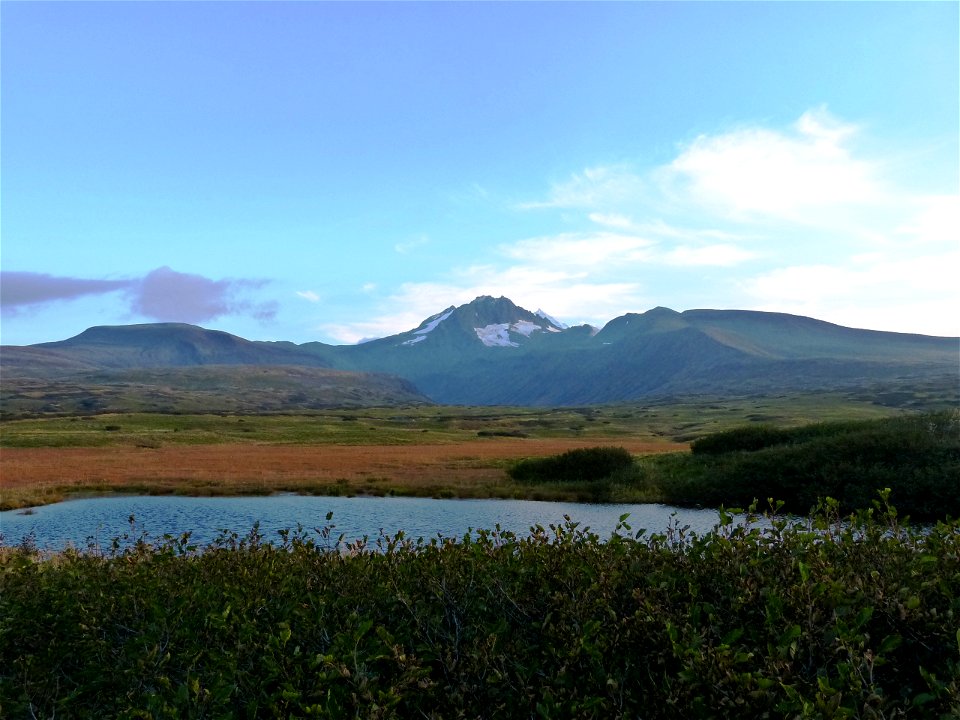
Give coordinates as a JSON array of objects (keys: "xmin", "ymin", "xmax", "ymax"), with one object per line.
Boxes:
[{"xmin": 1, "ymin": 493, "xmax": 734, "ymax": 551}]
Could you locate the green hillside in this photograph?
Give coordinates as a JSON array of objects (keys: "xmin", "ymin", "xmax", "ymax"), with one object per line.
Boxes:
[{"xmin": 1, "ymin": 366, "xmax": 430, "ymax": 418}]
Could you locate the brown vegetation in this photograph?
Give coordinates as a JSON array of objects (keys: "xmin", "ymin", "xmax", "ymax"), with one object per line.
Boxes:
[{"xmin": 0, "ymin": 438, "xmax": 685, "ymax": 509}]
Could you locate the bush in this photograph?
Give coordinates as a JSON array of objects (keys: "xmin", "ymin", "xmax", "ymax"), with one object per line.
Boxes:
[
  {"xmin": 659, "ymin": 412, "xmax": 960, "ymax": 519},
  {"xmin": 690, "ymin": 424, "xmax": 792, "ymax": 454},
  {"xmin": 508, "ymin": 446, "xmax": 634, "ymax": 483},
  {"xmin": 2, "ymin": 506, "xmax": 958, "ymax": 718}
]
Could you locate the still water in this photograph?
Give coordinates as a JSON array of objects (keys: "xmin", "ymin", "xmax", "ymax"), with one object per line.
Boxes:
[{"xmin": 0, "ymin": 494, "xmax": 738, "ymax": 551}]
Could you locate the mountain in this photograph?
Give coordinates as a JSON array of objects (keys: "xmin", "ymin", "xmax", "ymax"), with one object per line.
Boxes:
[
  {"xmin": 353, "ymin": 295, "xmax": 567, "ymax": 351},
  {"xmin": 21, "ymin": 323, "xmax": 331, "ymax": 374},
  {"xmin": 293, "ymin": 297, "xmax": 957, "ymax": 405},
  {"xmin": 288, "ymin": 296, "xmax": 605, "ymax": 403},
  {"xmin": 0, "ymin": 324, "xmax": 429, "ymax": 415},
  {"xmin": 2, "ymin": 296, "xmax": 957, "ymax": 409}
]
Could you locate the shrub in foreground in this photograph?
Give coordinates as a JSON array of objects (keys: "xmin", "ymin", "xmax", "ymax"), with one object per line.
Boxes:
[
  {"xmin": 2, "ymin": 501, "xmax": 958, "ymax": 719},
  {"xmin": 508, "ymin": 446, "xmax": 634, "ymax": 484}
]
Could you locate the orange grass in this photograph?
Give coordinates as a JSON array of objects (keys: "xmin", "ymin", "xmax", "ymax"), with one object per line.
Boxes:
[{"xmin": 0, "ymin": 439, "xmax": 686, "ymax": 509}]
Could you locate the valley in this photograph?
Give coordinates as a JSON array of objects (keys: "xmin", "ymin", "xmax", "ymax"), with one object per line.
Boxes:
[
  {"xmin": 0, "ymin": 389, "xmax": 944, "ymax": 511},
  {"xmin": 2, "ymin": 296, "xmax": 955, "ymax": 511}
]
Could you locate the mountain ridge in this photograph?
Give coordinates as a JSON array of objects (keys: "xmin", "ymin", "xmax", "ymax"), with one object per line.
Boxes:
[{"xmin": 2, "ymin": 295, "xmax": 957, "ymax": 407}]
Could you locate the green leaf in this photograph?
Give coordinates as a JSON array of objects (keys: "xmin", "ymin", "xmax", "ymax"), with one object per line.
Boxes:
[
  {"xmin": 357, "ymin": 618, "xmax": 374, "ymax": 638},
  {"xmin": 878, "ymin": 634, "xmax": 902, "ymax": 655},
  {"xmin": 853, "ymin": 605, "xmax": 873, "ymax": 628},
  {"xmin": 721, "ymin": 628, "xmax": 744, "ymax": 646},
  {"xmin": 780, "ymin": 624, "xmax": 802, "ymax": 648}
]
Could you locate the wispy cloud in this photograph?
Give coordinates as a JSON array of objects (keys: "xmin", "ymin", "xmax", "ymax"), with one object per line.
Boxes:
[
  {"xmin": 394, "ymin": 235, "xmax": 430, "ymax": 254},
  {"xmin": 297, "ymin": 290, "xmax": 321, "ymax": 303},
  {"xmin": 661, "ymin": 244, "xmax": 757, "ymax": 267},
  {"xmin": 632, "ymin": 219, "xmax": 746, "ymax": 243},
  {"xmin": 1, "ymin": 271, "xmax": 130, "ymax": 312},
  {"xmin": 588, "ymin": 213, "xmax": 635, "ymax": 229},
  {"xmin": 501, "ymin": 231, "xmax": 655, "ymax": 268},
  {"xmin": 1, "ymin": 267, "xmax": 277, "ymax": 324},
  {"xmin": 517, "ymin": 165, "xmax": 645, "ymax": 210}
]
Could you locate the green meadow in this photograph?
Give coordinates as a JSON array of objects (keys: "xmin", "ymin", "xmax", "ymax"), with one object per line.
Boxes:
[{"xmin": 0, "ymin": 389, "xmax": 919, "ymax": 449}]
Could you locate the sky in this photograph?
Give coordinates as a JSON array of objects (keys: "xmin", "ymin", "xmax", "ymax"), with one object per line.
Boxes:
[{"xmin": 2, "ymin": 1, "xmax": 958, "ymax": 346}]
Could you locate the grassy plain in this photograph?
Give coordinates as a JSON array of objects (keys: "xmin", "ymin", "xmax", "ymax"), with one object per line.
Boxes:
[{"xmin": 0, "ymin": 391, "xmax": 913, "ymax": 511}]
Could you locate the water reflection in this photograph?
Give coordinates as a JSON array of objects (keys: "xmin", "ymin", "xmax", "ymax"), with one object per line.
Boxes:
[{"xmin": 1, "ymin": 494, "xmax": 744, "ymax": 551}]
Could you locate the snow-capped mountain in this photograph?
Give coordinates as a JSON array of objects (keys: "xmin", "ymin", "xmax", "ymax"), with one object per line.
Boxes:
[{"xmin": 382, "ymin": 296, "xmax": 567, "ymax": 350}]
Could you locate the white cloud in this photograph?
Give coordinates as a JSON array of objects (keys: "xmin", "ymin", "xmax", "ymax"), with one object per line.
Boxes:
[
  {"xmin": 501, "ymin": 231, "xmax": 654, "ymax": 267},
  {"xmin": 741, "ymin": 249, "xmax": 960, "ymax": 336},
  {"xmin": 667, "ymin": 108, "xmax": 881, "ymax": 220},
  {"xmin": 320, "ymin": 315, "xmax": 423, "ymax": 345},
  {"xmin": 894, "ymin": 194, "xmax": 960, "ymax": 245},
  {"xmin": 588, "ymin": 212, "xmax": 635, "ymax": 229},
  {"xmin": 661, "ymin": 244, "xmax": 756, "ymax": 267},
  {"xmin": 635, "ymin": 219, "xmax": 746, "ymax": 242},
  {"xmin": 518, "ymin": 165, "xmax": 645, "ymax": 210},
  {"xmin": 296, "ymin": 290, "xmax": 321, "ymax": 303}
]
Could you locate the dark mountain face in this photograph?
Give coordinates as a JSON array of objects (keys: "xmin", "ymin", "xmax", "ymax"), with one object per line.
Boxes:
[{"xmin": 3, "ymin": 297, "xmax": 957, "ymax": 408}]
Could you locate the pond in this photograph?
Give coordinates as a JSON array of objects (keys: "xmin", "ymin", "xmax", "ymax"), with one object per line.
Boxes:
[{"xmin": 0, "ymin": 494, "xmax": 748, "ymax": 551}]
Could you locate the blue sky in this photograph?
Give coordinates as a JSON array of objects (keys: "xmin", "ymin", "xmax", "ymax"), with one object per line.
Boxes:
[{"xmin": 2, "ymin": 1, "xmax": 957, "ymax": 345}]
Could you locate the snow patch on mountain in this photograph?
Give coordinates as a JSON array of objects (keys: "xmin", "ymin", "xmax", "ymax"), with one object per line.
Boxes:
[
  {"xmin": 475, "ymin": 324, "xmax": 519, "ymax": 347},
  {"xmin": 475, "ymin": 320, "xmax": 552, "ymax": 346},
  {"xmin": 401, "ymin": 335, "xmax": 427, "ymax": 346},
  {"xmin": 535, "ymin": 309, "xmax": 567, "ymax": 329},
  {"xmin": 415, "ymin": 307, "xmax": 455, "ymax": 336},
  {"xmin": 512, "ymin": 320, "xmax": 541, "ymax": 337}
]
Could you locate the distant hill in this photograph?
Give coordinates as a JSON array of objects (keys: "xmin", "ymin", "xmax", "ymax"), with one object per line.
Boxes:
[
  {"xmin": 23, "ymin": 323, "xmax": 330, "ymax": 373},
  {"xmin": 1, "ymin": 366, "xmax": 429, "ymax": 417},
  {"xmin": 2, "ymin": 296, "xmax": 957, "ymax": 410},
  {"xmin": 0, "ymin": 324, "xmax": 427, "ymax": 415}
]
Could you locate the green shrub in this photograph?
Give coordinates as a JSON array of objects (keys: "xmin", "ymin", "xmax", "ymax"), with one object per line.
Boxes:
[
  {"xmin": 2, "ymin": 504, "xmax": 958, "ymax": 719},
  {"xmin": 508, "ymin": 446, "xmax": 634, "ymax": 483},
  {"xmin": 658, "ymin": 412, "xmax": 960, "ymax": 519},
  {"xmin": 690, "ymin": 424, "xmax": 792, "ymax": 454}
]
